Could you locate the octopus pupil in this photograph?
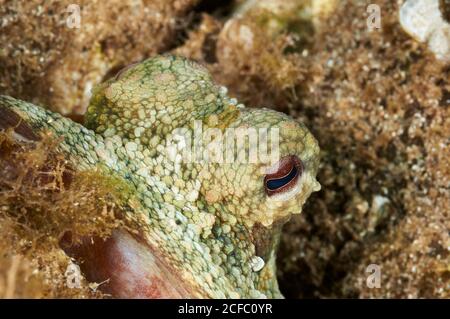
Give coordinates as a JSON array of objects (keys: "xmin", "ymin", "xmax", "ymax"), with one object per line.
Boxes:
[{"xmin": 266, "ymin": 165, "xmax": 298, "ymax": 190}]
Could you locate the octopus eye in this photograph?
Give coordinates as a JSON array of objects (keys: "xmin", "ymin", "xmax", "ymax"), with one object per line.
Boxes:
[
  {"xmin": 114, "ymin": 62, "xmax": 139, "ymax": 80},
  {"xmin": 264, "ymin": 155, "xmax": 303, "ymax": 196}
]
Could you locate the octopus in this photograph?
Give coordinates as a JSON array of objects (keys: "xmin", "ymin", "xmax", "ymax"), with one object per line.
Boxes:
[{"xmin": 0, "ymin": 55, "xmax": 320, "ymax": 298}]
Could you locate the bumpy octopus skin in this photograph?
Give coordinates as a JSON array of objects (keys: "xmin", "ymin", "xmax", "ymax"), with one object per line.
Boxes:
[{"xmin": 0, "ymin": 55, "xmax": 320, "ymax": 298}]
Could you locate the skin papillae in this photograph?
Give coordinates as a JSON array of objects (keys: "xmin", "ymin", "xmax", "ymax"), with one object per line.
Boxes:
[{"xmin": 0, "ymin": 55, "xmax": 320, "ymax": 298}]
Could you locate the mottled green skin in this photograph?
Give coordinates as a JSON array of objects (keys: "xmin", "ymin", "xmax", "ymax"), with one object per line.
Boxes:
[{"xmin": 0, "ymin": 55, "xmax": 320, "ymax": 298}]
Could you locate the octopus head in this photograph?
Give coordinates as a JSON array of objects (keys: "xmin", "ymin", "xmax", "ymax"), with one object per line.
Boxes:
[
  {"xmin": 80, "ymin": 55, "xmax": 320, "ymax": 297},
  {"xmin": 86, "ymin": 55, "xmax": 320, "ymax": 229},
  {"xmin": 195, "ymin": 107, "xmax": 321, "ymax": 229}
]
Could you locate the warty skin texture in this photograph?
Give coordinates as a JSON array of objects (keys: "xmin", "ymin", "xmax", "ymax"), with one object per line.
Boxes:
[{"xmin": 0, "ymin": 55, "xmax": 320, "ymax": 298}]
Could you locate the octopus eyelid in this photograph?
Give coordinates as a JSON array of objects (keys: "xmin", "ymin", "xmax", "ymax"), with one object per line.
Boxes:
[
  {"xmin": 266, "ymin": 164, "xmax": 298, "ymax": 190},
  {"xmin": 264, "ymin": 155, "xmax": 303, "ymax": 196}
]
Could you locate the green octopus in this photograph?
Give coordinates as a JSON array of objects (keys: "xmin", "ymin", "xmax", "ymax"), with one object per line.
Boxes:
[{"xmin": 0, "ymin": 55, "xmax": 320, "ymax": 298}]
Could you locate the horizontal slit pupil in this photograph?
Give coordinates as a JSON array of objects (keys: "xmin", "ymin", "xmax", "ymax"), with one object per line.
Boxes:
[{"xmin": 266, "ymin": 165, "xmax": 298, "ymax": 190}]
